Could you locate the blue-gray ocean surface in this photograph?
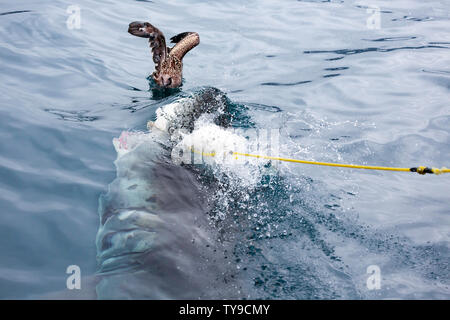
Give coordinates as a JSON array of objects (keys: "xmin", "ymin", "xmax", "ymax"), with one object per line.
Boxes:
[{"xmin": 0, "ymin": 0, "xmax": 449, "ymax": 299}]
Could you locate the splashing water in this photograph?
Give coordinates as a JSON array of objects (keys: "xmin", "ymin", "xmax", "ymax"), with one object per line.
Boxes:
[{"xmin": 97, "ymin": 87, "xmax": 449, "ymax": 299}]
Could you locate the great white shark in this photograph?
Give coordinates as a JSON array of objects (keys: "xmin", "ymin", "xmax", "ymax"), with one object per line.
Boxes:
[{"xmin": 95, "ymin": 88, "xmax": 248, "ymax": 299}]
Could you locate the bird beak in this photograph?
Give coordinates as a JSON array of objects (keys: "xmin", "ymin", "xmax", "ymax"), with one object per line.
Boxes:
[{"xmin": 163, "ymin": 78, "xmax": 172, "ymax": 87}]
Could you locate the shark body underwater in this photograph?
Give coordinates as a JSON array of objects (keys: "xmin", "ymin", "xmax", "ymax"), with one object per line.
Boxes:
[{"xmin": 96, "ymin": 88, "xmax": 248, "ymax": 299}]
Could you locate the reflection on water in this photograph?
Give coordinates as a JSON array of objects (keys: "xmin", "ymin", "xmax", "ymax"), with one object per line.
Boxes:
[{"xmin": 0, "ymin": 0, "xmax": 449, "ymax": 299}]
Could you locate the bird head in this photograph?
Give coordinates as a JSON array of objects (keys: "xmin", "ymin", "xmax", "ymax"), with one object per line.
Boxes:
[{"xmin": 155, "ymin": 58, "xmax": 182, "ymax": 88}]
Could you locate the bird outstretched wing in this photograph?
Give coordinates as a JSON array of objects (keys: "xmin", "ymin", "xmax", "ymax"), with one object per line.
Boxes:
[
  {"xmin": 128, "ymin": 21, "xmax": 168, "ymax": 71},
  {"xmin": 169, "ymin": 32, "xmax": 200, "ymax": 61}
]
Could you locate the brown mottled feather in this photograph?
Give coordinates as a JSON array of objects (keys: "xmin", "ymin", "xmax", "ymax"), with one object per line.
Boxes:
[
  {"xmin": 128, "ymin": 22, "xmax": 200, "ymax": 88},
  {"xmin": 128, "ymin": 21, "xmax": 168, "ymax": 72},
  {"xmin": 169, "ymin": 32, "xmax": 200, "ymax": 61}
]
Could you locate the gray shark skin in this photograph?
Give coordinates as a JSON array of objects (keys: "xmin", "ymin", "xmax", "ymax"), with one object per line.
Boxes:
[{"xmin": 96, "ymin": 88, "xmax": 243, "ymax": 299}]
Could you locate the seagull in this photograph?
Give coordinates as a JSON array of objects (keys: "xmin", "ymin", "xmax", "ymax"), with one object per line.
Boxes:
[{"xmin": 128, "ymin": 21, "xmax": 200, "ymax": 88}]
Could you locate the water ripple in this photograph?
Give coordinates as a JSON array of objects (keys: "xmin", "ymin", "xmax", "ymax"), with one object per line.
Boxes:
[
  {"xmin": 44, "ymin": 108, "xmax": 101, "ymax": 122},
  {"xmin": 261, "ymin": 80, "xmax": 312, "ymax": 86},
  {"xmin": 0, "ymin": 10, "xmax": 32, "ymax": 16},
  {"xmin": 304, "ymin": 45, "xmax": 450, "ymax": 57}
]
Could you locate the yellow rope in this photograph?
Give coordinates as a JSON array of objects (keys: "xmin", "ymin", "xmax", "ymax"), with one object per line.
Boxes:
[{"xmin": 190, "ymin": 148, "xmax": 449, "ymax": 175}]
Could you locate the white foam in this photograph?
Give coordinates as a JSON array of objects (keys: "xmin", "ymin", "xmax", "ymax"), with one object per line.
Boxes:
[
  {"xmin": 153, "ymin": 98, "xmax": 191, "ymax": 133},
  {"xmin": 174, "ymin": 120, "xmax": 272, "ymax": 188},
  {"xmin": 113, "ymin": 94, "xmax": 275, "ymax": 188},
  {"xmin": 180, "ymin": 124, "xmax": 246, "ymax": 161}
]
